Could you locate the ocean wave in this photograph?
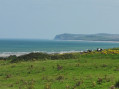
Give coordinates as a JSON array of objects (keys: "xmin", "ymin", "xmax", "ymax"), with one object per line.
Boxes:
[{"xmin": 0, "ymin": 52, "xmax": 30, "ymax": 57}]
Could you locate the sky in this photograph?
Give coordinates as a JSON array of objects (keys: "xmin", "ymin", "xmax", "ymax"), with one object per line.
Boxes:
[{"xmin": 0, "ymin": 0, "xmax": 119, "ymax": 39}]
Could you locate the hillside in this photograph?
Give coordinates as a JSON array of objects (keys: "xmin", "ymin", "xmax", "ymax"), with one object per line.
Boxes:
[
  {"xmin": 1, "ymin": 49, "xmax": 119, "ymax": 89},
  {"xmin": 54, "ymin": 33, "xmax": 119, "ymax": 41}
]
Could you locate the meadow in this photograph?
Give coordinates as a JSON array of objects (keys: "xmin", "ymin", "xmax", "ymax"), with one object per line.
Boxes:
[{"xmin": 1, "ymin": 49, "xmax": 119, "ymax": 89}]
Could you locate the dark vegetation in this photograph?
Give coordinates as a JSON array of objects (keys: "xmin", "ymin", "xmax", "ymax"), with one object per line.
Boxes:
[
  {"xmin": 1, "ymin": 48, "xmax": 119, "ymax": 63},
  {"xmin": 7, "ymin": 52, "xmax": 76, "ymax": 63}
]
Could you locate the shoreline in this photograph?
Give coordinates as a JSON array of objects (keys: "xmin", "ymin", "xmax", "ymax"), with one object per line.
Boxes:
[
  {"xmin": 0, "ymin": 40, "xmax": 119, "ymax": 57},
  {"xmin": 0, "ymin": 51, "xmax": 84, "ymax": 57},
  {"xmin": 55, "ymin": 40, "xmax": 119, "ymax": 43},
  {"xmin": 0, "ymin": 52, "xmax": 30, "ymax": 57}
]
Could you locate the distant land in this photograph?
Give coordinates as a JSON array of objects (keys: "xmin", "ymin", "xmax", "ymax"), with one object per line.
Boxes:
[{"xmin": 54, "ymin": 33, "xmax": 119, "ymax": 41}]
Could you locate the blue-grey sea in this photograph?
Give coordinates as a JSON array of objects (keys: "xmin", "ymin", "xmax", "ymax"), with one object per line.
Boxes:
[{"xmin": 0, "ymin": 39, "xmax": 119, "ymax": 57}]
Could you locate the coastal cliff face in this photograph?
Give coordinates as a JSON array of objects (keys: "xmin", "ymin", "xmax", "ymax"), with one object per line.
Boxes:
[{"xmin": 54, "ymin": 33, "xmax": 119, "ymax": 41}]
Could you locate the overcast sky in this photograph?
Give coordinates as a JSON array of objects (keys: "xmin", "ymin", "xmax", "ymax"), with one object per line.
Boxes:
[{"xmin": 0, "ymin": 0, "xmax": 119, "ymax": 39}]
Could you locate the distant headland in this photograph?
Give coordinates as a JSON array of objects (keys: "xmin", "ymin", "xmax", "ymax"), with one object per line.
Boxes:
[{"xmin": 54, "ymin": 33, "xmax": 119, "ymax": 41}]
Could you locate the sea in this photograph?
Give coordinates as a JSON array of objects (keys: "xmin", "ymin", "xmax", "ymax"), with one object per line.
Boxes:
[{"xmin": 0, "ymin": 39, "xmax": 119, "ymax": 57}]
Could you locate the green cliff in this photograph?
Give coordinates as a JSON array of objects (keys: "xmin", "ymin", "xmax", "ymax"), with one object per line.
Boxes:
[{"xmin": 54, "ymin": 33, "xmax": 119, "ymax": 41}]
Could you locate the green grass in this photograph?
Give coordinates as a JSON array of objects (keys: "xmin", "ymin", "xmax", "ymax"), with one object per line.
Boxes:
[{"xmin": 0, "ymin": 54, "xmax": 119, "ymax": 89}]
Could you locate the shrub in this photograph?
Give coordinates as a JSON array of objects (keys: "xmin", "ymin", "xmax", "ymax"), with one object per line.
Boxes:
[
  {"xmin": 56, "ymin": 75, "xmax": 64, "ymax": 81},
  {"xmin": 57, "ymin": 64, "xmax": 63, "ymax": 71},
  {"xmin": 7, "ymin": 55, "xmax": 17, "ymax": 60},
  {"xmin": 11, "ymin": 52, "xmax": 51, "ymax": 62},
  {"xmin": 97, "ymin": 78, "xmax": 103, "ymax": 84},
  {"xmin": 6, "ymin": 74, "xmax": 12, "ymax": 78},
  {"xmin": 75, "ymin": 81, "xmax": 81, "ymax": 86},
  {"xmin": 115, "ymin": 80, "xmax": 119, "ymax": 88}
]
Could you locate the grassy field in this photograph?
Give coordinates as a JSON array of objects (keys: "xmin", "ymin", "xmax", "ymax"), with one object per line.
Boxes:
[{"xmin": 1, "ymin": 50, "xmax": 119, "ymax": 89}]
